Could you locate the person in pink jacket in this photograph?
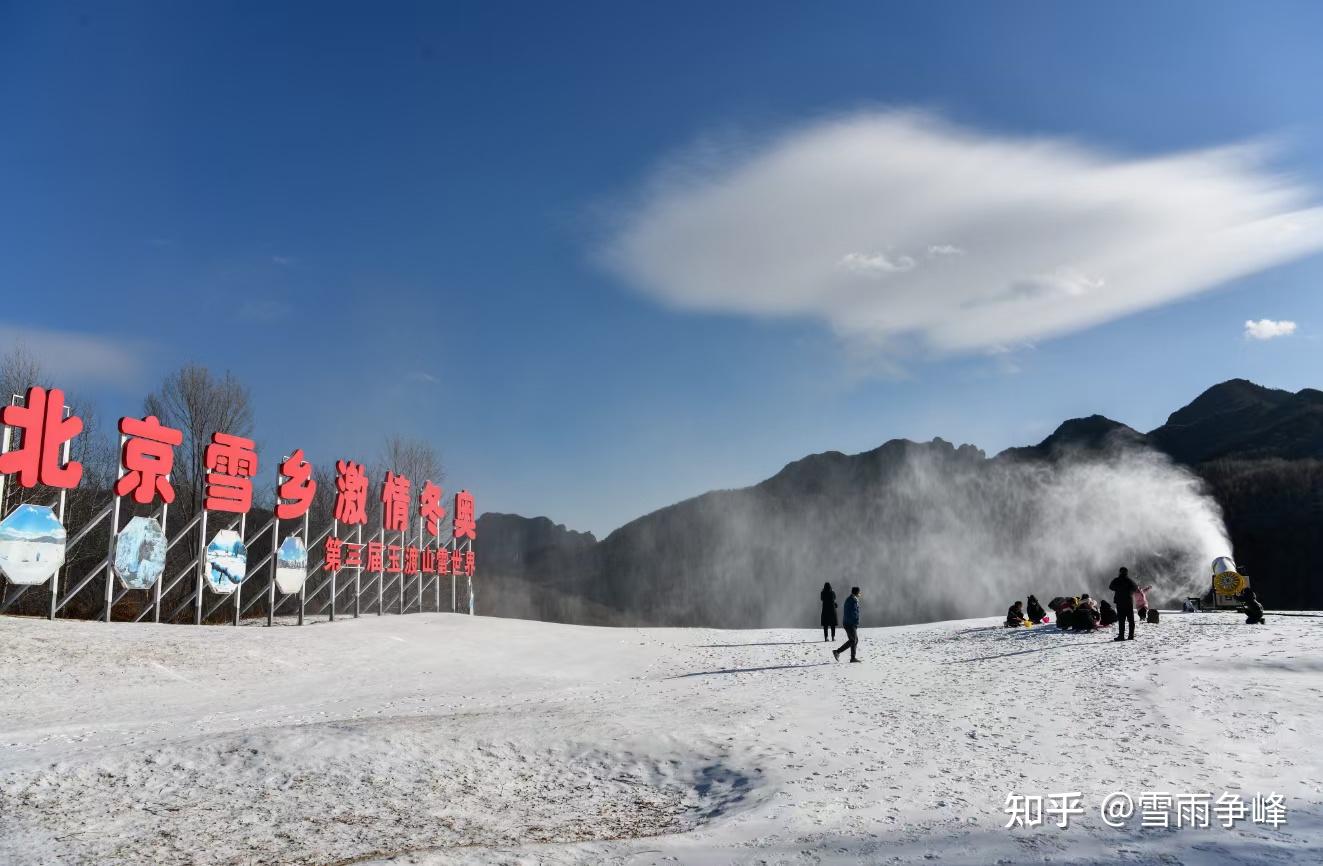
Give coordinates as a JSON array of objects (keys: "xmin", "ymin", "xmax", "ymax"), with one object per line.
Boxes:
[{"xmin": 1134, "ymin": 585, "xmax": 1153, "ymax": 620}]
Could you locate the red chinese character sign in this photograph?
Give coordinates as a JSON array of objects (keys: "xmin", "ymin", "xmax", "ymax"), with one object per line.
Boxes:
[
  {"xmin": 276, "ymin": 450, "xmax": 316, "ymax": 520},
  {"xmin": 0, "ymin": 386, "xmax": 83, "ymax": 490},
  {"xmin": 419, "ymin": 481, "xmax": 445, "ymax": 536},
  {"xmin": 381, "ymin": 472, "xmax": 410, "ymax": 533},
  {"xmin": 334, "ymin": 460, "xmax": 368, "ymax": 525},
  {"xmin": 453, "ymin": 490, "xmax": 476, "ymax": 541},
  {"xmin": 0, "ymin": 376, "xmax": 482, "ymax": 618},
  {"xmin": 204, "ymin": 432, "xmax": 258, "ymax": 512},
  {"xmin": 116, "ymin": 416, "xmax": 183, "ymax": 505}
]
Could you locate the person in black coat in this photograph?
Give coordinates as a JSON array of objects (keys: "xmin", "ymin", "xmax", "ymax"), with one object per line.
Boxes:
[
  {"xmin": 1026, "ymin": 595, "xmax": 1047, "ymax": 624},
  {"xmin": 1241, "ymin": 589, "xmax": 1265, "ymax": 625},
  {"xmin": 1099, "ymin": 599, "xmax": 1118, "ymax": 627},
  {"xmin": 1071, "ymin": 595, "xmax": 1100, "ymax": 631},
  {"xmin": 1005, "ymin": 600, "xmax": 1026, "ymax": 627},
  {"xmin": 1108, "ymin": 566, "xmax": 1139, "ymax": 641},
  {"xmin": 820, "ymin": 582, "xmax": 838, "ymax": 641}
]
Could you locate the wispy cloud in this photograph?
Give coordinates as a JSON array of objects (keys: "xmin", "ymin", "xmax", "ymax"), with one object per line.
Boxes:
[
  {"xmin": 602, "ymin": 111, "xmax": 1323, "ymax": 359},
  {"xmin": 405, "ymin": 370, "xmax": 440, "ymax": 385},
  {"xmin": 0, "ymin": 323, "xmax": 146, "ymax": 387},
  {"xmin": 1244, "ymin": 318, "xmax": 1297, "ymax": 340},
  {"xmin": 927, "ymin": 244, "xmax": 964, "ymax": 257},
  {"xmin": 838, "ymin": 251, "xmax": 916, "ymax": 274},
  {"xmin": 271, "ymin": 255, "xmax": 297, "ymax": 266}
]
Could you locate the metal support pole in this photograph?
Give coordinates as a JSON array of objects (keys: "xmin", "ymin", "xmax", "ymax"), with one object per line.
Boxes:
[
  {"xmin": 353, "ymin": 524, "xmax": 361, "ymax": 617},
  {"xmin": 451, "ymin": 539, "xmax": 457, "ymax": 613},
  {"xmin": 398, "ymin": 529, "xmax": 405, "ymax": 614},
  {"xmin": 376, "ymin": 527, "xmax": 384, "ymax": 616},
  {"xmin": 328, "ymin": 519, "xmax": 338, "ymax": 622},
  {"xmin": 0, "ymin": 416, "xmax": 11, "ymax": 520},
  {"xmin": 153, "ymin": 499, "xmax": 169, "ymax": 623},
  {"xmin": 50, "ymin": 420, "xmax": 72, "ymax": 621},
  {"xmin": 267, "ymin": 512, "xmax": 278, "ymax": 627},
  {"xmin": 297, "ymin": 520, "xmax": 306, "ymax": 626},
  {"xmin": 233, "ymin": 512, "xmax": 246, "ymax": 626},
  {"xmin": 104, "ymin": 433, "xmax": 126, "ymax": 623},
  {"xmin": 195, "ymin": 508, "xmax": 208, "ymax": 625}
]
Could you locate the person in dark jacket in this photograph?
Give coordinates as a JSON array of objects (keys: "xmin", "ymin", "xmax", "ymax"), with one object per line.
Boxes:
[
  {"xmin": 833, "ymin": 587, "xmax": 862, "ymax": 663},
  {"xmin": 1051, "ymin": 597, "xmax": 1075, "ymax": 630},
  {"xmin": 1108, "ymin": 566, "xmax": 1139, "ymax": 641},
  {"xmin": 1099, "ymin": 599, "xmax": 1117, "ymax": 627},
  {"xmin": 1005, "ymin": 600, "xmax": 1025, "ymax": 628},
  {"xmin": 1072, "ymin": 595, "xmax": 1100, "ymax": 631},
  {"xmin": 1242, "ymin": 589, "xmax": 1265, "ymax": 625},
  {"xmin": 820, "ymin": 582, "xmax": 839, "ymax": 641},
  {"xmin": 1026, "ymin": 595, "xmax": 1047, "ymax": 624}
]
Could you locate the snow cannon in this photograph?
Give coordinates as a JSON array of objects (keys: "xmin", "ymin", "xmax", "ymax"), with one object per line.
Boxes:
[{"xmin": 1211, "ymin": 556, "xmax": 1249, "ymax": 609}]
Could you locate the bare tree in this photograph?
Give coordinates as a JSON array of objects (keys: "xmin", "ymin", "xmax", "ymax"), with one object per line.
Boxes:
[
  {"xmin": 143, "ymin": 364, "xmax": 255, "ymax": 515},
  {"xmin": 370, "ymin": 435, "xmax": 445, "ymax": 534},
  {"xmin": 0, "ymin": 344, "xmax": 43, "ymax": 404}
]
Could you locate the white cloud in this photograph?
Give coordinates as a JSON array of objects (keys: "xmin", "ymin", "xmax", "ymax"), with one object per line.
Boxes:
[
  {"xmin": 602, "ymin": 112, "xmax": 1323, "ymax": 356},
  {"xmin": 927, "ymin": 244, "xmax": 965, "ymax": 257},
  {"xmin": 1244, "ymin": 318, "xmax": 1297, "ymax": 340},
  {"xmin": 0, "ymin": 324, "xmax": 145, "ymax": 387},
  {"xmin": 839, "ymin": 251, "xmax": 916, "ymax": 274}
]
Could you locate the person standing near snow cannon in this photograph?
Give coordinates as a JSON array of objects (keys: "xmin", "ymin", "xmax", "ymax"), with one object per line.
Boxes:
[
  {"xmin": 1241, "ymin": 589, "xmax": 1266, "ymax": 625},
  {"xmin": 820, "ymin": 582, "xmax": 839, "ymax": 642},
  {"xmin": 1109, "ymin": 567, "xmax": 1139, "ymax": 642},
  {"xmin": 833, "ymin": 587, "xmax": 862, "ymax": 663},
  {"xmin": 1026, "ymin": 595, "xmax": 1047, "ymax": 624}
]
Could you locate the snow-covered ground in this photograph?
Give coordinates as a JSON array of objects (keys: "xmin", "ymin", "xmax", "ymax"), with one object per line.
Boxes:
[{"xmin": 1, "ymin": 610, "xmax": 1320, "ymax": 865}]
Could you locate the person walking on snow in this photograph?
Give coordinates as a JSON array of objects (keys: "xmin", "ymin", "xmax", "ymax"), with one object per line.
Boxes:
[
  {"xmin": 1109, "ymin": 567, "xmax": 1139, "ymax": 642},
  {"xmin": 1134, "ymin": 584, "xmax": 1153, "ymax": 621},
  {"xmin": 820, "ymin": 582, "xmax": 839, "ymax": 642},
  {"xmin": 833, "ymin": 587, "xmax": 862, "ymax": 663}
]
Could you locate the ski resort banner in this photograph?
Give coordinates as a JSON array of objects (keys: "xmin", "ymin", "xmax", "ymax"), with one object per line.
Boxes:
[{"xmin": 0, "ymin": 385, "xmax": 476, "ymax": 625}]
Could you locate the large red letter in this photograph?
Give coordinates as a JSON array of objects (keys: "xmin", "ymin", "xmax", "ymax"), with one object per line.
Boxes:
[
  {"xmin": 204, "ymin": 431, "xmax": 258, "ymax": 512},
  {"xmin": 276, "ymin": 449, "xmax": 316, "ymax": 520},
  {"xmin": 0, "ymin": 386, "xmax": 84, "ymax": 489},
  {"xmin": 116, "ymin": 415, "xmax": 183, "ymax": 505}
]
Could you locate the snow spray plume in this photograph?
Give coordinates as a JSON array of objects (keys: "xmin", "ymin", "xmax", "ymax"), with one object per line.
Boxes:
[
  {"xmin": 486, "ymin": 438, "xmax": 1231, "ymax": 628},
  {"xmin": 589, "ymin": 438, "xmax": 1233, "ymax": 628},
  {"xmin": 848, "ymin": 443, "xmax": 1232, "ymax": 626}
]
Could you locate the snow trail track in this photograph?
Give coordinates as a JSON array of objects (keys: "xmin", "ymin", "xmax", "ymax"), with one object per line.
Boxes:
[{"xmin": 1, "ymin": 611, "xmax": 1320, "ymax": 864}]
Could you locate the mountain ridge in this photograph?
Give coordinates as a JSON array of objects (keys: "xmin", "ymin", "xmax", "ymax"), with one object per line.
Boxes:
[{"xmin": 477, "ymin": 379, "xmax": 1323, "ymax": 621}]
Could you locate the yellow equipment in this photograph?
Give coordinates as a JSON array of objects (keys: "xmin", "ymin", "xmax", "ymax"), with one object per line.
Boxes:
[{"xmin": 1211, "ymin": 557, "xmax": 1249, "ymax": 609}]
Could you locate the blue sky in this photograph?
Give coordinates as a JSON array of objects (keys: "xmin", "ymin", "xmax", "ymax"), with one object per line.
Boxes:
[{"xmin": 3, "ymin": 2, "xmax": 1322, "ymax": 537}]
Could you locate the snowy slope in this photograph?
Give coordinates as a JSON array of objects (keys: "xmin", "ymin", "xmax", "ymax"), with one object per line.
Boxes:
[{"xmin": 1, "ymin": 611, "xmax": 1320, "ymax": 865}]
